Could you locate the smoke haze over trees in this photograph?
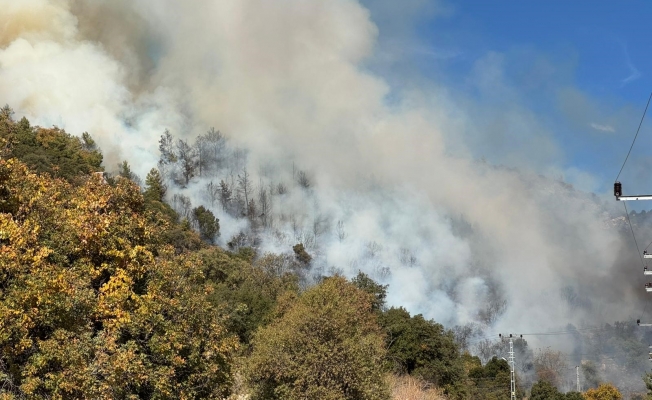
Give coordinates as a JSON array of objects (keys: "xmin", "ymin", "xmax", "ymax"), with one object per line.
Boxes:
[{"xmin": 3, "ymin": 0, "xmax": 652, "ymax": 397}]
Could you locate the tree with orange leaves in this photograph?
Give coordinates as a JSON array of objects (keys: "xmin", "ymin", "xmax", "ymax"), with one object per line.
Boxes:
[
  {"xmin": 0, "ymin": 158, "xmax": 237, "ymax": 398},
  {"xmin": 583, "ymin": 383, "xmax": 623, "ymax": 400}
]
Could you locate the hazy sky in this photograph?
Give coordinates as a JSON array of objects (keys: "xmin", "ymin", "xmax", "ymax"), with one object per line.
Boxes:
[{"xmin": 364, "ymin": 0, "xmax": 652, "ymax": 197}]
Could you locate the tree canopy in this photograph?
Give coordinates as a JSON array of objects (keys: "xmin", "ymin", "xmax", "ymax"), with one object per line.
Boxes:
[
  {"xmin": 246, "ymin": 276, "xmax": 389, "ymax": 400},
  {"xmin": 583, "ymin": 383, "xmax": 623, "ymax": 400},
  {"xmin": 0, "ymin": 107, "xmax": 102, "ymax": 182},
  {"xmin": 1, "ymin": 111, "xmax": 643, "ymax": 399},
  {"xmin": 0, "ymin": 158, "xmax": 237, "ymax": 398},
  {"xmin": 380, "ymin": 307, "xmax": 467, "ymax": 398}
]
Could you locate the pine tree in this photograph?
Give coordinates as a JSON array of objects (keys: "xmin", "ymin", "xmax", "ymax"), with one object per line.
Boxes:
[
  {"xmin": 144, "ymin": 168, "xmax": 166, "ymax": 201},
  {"xmin": 176, "ymin": 139, "xmax": 197, "ymax": 187},
  {"xmin": 219, "ymin": 180, "xmax": 232, "ymax": 212},
  {"xmin": 117, "ymin": 160, "xmax": 140, "ymax": 184},
  {"xmin": 158, "ymin": 130, "xmax": 177, "ymax": 181},
  {"xmin": 192, "ymin": 206, "xmax": 220, "ymax": 243}
]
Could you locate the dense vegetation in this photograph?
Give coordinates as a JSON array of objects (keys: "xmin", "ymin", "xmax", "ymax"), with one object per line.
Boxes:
[{"xmin": 0, "ymin": 109, "xmax": 649, "ymax": 399}]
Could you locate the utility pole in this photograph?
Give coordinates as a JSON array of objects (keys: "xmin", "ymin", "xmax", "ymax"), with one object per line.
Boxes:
[
  {"xmin": 576, "ymin": 365, "xmax": 581, "ymax": 392},
  {"xmin": 509, "ymin": 338, "xmax": 515, "ymax": 400},
  {"xmin": 499, "ymin": 334, "xmax": 519, "ymax": 400}
]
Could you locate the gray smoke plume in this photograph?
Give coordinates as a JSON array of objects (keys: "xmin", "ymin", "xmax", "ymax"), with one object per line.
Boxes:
[{"xmin": 1, "ymin": 1, "xmax": 646, "ymax": 371}]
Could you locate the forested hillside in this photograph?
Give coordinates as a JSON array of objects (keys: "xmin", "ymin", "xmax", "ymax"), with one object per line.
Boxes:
[{"xmin": 0, "ymin": 110, "xmax": 649, "ymax": 399}]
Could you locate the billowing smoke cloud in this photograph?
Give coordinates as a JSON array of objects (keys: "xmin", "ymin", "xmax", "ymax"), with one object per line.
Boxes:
[{"xmin": 0, "ymin": 0, "xmax": 642, "ymax": 348}]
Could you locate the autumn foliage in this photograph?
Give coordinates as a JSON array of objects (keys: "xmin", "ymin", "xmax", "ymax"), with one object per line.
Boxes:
[
  {"xmin": 0, "ymin": 158, "xmax": 237, "ymax": 398},
  {"xmin": 583, "ymin": 383, "xmax": 623, "ymax": 400}
]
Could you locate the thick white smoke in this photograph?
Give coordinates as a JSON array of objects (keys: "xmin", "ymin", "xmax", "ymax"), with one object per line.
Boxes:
[{"xmin": 0, "ymin": 0, "xmax": 638, "ymax": 340}]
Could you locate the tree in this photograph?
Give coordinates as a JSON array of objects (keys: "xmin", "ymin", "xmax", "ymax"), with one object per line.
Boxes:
[
  {"xmin": 351, "ymin": 272, "xmax": 387, "ymax": 312},
  {"xmin": 204, "ymin": 127, "xmax": 226, "ymax": 173},
  {"xmin": 218, "ymin": 180, "xmax": 232, "ymax": 213},
  {"xmin": 204, "ymin": 180, "xmax": 219, "ymax": 208},
  {"xmin": 144, "ymin": 168, "xmax": 166, "ymax": 202},
  {"xmin": 379, "ymin": 307, "xmax": 466, "ymax": 398},
  {"xmin": 204, "ymin": 250, "xmax": 299, "ymax": 345},
  {"xmin": 582, "ymin": 361, "xmax": 601, "ymax": 390},
  {"xmin": 176, "ymin": 139, "xmax": 197, "ymax": 186},
  {"xmin": 0, "ymin": 158, "xmax": 237, "ymax": 398},
  {"xmin": 117, "ymin": 160, "xmax": 140, "ymax": 184},
  {"xmin": 312, "ymin": 213, "xmax": 328, "ymax": 245},
  {"xmin": 258, "ymin": 185, "xmax": 271, "ymax": 228},
  {"xmin": 171, "ymin": 194, "xmax": 193, "ymax": 221},
  {"xmin": 0, "ymin": 114, "xmax": 103, "ymax": 182},
  {"xmin": 237, "ymin": 168, "xmax": 252, "ymax": 210},
  {"xmin": 0, "ymin": 104, "xmax": 13, "ymax": 120},
  {"xmin": 81, "ymin": 132, "xmax": 97, "ymax": 151},
  {"xmin": 157, "ymin": 129, "xmax": 177, "ymax": 180},
  {"xmin": 468, "ymin": 357, "xmax": 511, "ymax": 400},
  {"xmin": 195, "ymin": 133, "xmax": 208, "ymax": 177},
  {"xmin": 534, "ymin": 349, "xmax": 567, "ymax": 387},
  {"xmin": 564, "ymin": 392, "xmax": 584, "ymax": 400},
  {"xmin": 276, "ymin": 182, "xmax": 288, "ymax": 195},
  {"xmin": 292, "ymin": 243, "xmax": 312, "ymax": 265},
  {"xmin": 297, "ymin": 170, "xmax": 311, "ymax": 189},
  {"xmin": 530, "ymin": 381, "xmax": 563, "ymax": 400},
  {"xmin": 583, "ymin": 383, "xmax": 622, "ymax": 400},
  {"xmin": 644, "ymin": 372, "xmax": 652, "ymax": 399},
  {"xmin": 246, "ymin": 276, "xmax": 390, "ymax": 400},
  {"xmin": 192, "ymin": 206, "xmax": 220, "ymax": 243},
  {"xmin": 246, "ymin": 198, "xmax": 257, "ymax": 226},
  {"xmin": 336, "ymin": 220, "xmax": 347, "ymax": 242}
]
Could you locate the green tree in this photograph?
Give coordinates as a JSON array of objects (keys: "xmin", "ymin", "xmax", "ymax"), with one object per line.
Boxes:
[
  {"xmin": 192, "ymin": 205, "xmax": 220, "ymax": 243},
  {"xmin": 117, "ymin": 160, "xmax": 140, "ymax": 184},
  {"xmin": 144, "ymin": 168, "xmax": 166, "ymax": 202},
  {"xmin": 468, "ymin": 357, "xmax": 511, "ymax": 400},
  {"xmin": 530, "ymin": 381, "xmax": 562, "ymax": 400},
  {"xmin": 81, "ymin": 132, "xmax": 97, "ymax": 151},
  {"xmin": 158, "ymin": 130, "xmax": 177, "ymax": 165},
  {"xmin": 351, "ymin": 271, "xmax": 387, "ymax": 312},
  {"xmin": 176, "ymin": 139, "xmax": 196, "ymax": 186},
  {"xmin": 564, "ymin": 391, "xmax": 584, "ymax": 400},
  {"xmin": 218, "ymin": 180, "xmax": 232, "ymax": 212},
  {"xmin": 204, "ymin": 251, "xmax": 299, "ymax": 344},
  {"xmin": 157, "ymin": 129, "xmax": 177, "ymax": 182},
  {"xmin": 644, "ymin": 372, "xmax": 652, "ymax": 399},
  {"xmin": 582, "ymin": 361, "xmax": 601, "ymax": 389},
  {"xmin": 0, "ymin": 110, "xmax": 103, "ymax": 182},
  {"xmin": 292, "ymin": 243, "xmax": 312, "ymax": 265},
  {"xmin": 246, "ymin": 276, "xmax": 389, "ymax": 400},
  {"xmin": 379, "ymin": 307, "xmax": 466, "ymax": 398}
]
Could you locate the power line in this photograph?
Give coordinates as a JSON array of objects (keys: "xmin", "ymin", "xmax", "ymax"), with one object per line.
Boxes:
[
  {"xmin": 615, "ymin": 91, "xmax": 652, "ymax": 182},
  {"xmin": 644, "ymin": 238, "xmax": 652, "ymax": 253},
  {"xmin": 623, "ymin": 202, "xmax": 645, "ymax": 269},
  {"xmin": 464, "ymin": 326, "xmax": 609, "ymax": 345},
  {"xmin": 622, "ymin": 201, "xmax": 652, "ymax": 321},
  {"xmin": 520, "ymin": 327, "xmax": 608, "ymax": 336}
]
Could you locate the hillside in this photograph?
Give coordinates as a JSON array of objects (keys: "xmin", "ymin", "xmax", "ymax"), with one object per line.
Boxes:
[{"xmin": 0, "ymin": 111, "xmax": 647, "ymax": 399}]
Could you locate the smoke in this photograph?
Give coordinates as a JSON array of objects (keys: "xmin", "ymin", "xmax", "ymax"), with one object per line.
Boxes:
[{"xmin": 0, "ymin": 0, "xmax": 644, "ymax": 352}]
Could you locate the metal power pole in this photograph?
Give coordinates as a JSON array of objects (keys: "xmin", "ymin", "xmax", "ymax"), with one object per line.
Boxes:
[
  {"xmin": 508, "ymin": 338, "xmax": 516, "ymax": 400},
  {"xmin": 500, "ymin": 334, "xmax": 517, "ymax": 400},
  {"xmin": 576, "ymin": 365, "xmax": 580, "ymax": 392},
  {"xmin": 498, "ymin": 333, "xmax": 523, "ymax": 400}
]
